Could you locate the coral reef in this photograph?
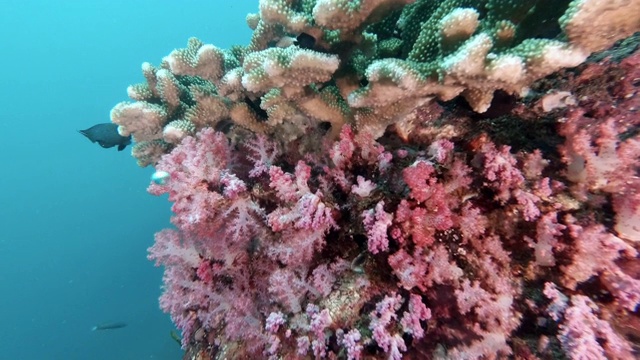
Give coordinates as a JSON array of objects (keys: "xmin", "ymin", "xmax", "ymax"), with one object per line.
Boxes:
[{"xmin": 112, "ymin": 1, "xmax": 640, "ymax": 359}]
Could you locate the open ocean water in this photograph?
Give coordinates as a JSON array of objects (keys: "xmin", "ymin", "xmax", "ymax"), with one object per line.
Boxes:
[{"xmin": 0, "ymin": 1, "xmax": 254, "ymax": 359}]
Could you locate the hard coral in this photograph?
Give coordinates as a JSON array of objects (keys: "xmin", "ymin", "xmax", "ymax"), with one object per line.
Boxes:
[{"xmin": 113, "ymin": 0, "xmax": 639, "ymax": 167}]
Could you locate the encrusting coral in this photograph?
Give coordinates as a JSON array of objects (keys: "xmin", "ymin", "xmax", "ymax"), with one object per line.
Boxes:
[{"xmin": 111, "ymin": 0, "xmax": 640, "ymax": 359}]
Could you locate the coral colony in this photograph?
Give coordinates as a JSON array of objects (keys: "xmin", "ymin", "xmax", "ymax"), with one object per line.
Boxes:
[{"xmin": 111, "ymin": 0, "xmax": 640, "ymax": 358}]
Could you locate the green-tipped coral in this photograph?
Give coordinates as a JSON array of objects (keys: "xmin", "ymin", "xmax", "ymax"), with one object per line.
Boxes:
[{"xmin": 112, "ymin": 0, "xmax": 640, "ymax": 166}]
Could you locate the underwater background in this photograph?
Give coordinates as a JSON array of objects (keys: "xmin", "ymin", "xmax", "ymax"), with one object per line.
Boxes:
[{"xmin": 0, "ymin": 1, "xmax": 254, "ymax": 359}]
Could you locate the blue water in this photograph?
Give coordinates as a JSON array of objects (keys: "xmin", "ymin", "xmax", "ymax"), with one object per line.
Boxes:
[{"xmin": 0, "ymin": 1, "xmax": 255, "ymax": 359}]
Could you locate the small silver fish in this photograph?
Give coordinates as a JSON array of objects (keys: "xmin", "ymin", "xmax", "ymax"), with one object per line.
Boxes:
[{"xmin": 91, "ymin": 321, "xmax": 127, "ymax": 331}]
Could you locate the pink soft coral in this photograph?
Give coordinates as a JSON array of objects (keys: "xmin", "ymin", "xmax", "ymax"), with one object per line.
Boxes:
[{"xmin": 139, "ymin": 47, "xmax": 640, "ymax": 359}]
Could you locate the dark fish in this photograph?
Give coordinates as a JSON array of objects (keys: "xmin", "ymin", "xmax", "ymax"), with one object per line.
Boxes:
[
  {"xmin": 79, "ymin": 123, "xmax": 132, "ymax": 151},
  {"xmin": 294, "ymin": 32, "xmax": 316, "ymax": 50},
  {"xmin": 243, "ymin": 97, "xmax": 268, "ymax": 121},
  {"xmin": 91, "ymin": 321, "xmax": 127, "ymax": 331}
]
